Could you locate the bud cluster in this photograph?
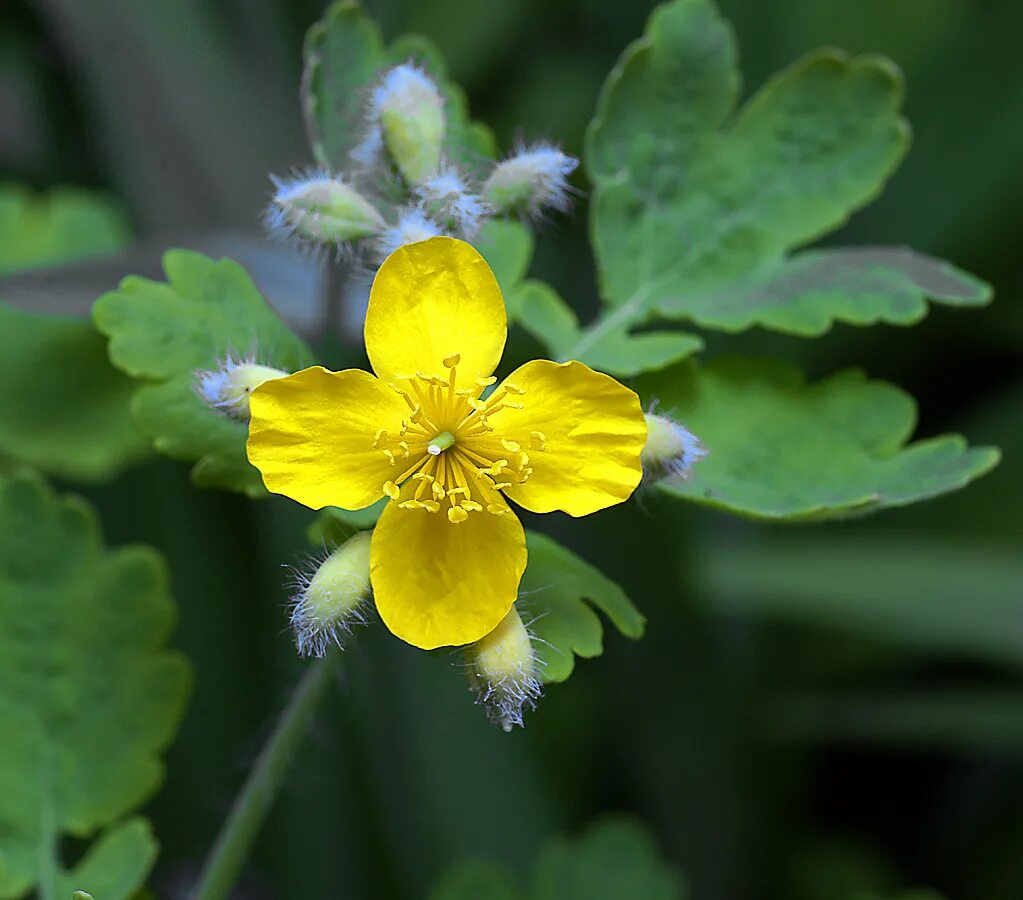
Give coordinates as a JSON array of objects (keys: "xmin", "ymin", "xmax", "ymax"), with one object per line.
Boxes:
[{"xmin": 266, "ymin": 62, "xmax": 579, "ymax": 263}]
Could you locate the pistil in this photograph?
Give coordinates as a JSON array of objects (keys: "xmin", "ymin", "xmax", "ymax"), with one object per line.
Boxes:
[{"xmin": 427, "ymin": 431, "xmax": 456, "ymax": 455}]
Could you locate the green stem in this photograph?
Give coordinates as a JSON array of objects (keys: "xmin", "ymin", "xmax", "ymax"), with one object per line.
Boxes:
[{"xmin": 193, "ymin": 651, "xmax": 341, "ymax": 900}]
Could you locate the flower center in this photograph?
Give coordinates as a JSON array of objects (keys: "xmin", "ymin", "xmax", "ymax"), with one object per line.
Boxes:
[{"xmin": 371, "ymin": 353, "xmax": 547, "ymax": 523}]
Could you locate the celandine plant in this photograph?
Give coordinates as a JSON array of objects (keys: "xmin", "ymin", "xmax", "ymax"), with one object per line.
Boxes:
[{"xmin": 0, "ymin": 1, "xmax": 1000, "ymax": 898}]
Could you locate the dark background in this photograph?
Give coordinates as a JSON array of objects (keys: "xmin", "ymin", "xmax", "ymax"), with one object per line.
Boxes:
[{"xmin": 2, "ymin": 1, "xmax": 1021, "ymax": 898}]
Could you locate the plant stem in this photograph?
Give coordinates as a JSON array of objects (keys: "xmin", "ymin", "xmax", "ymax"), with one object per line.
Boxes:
[{"xmin": 193, "ymin": 651, "xmax": 341, "ymax": 900}]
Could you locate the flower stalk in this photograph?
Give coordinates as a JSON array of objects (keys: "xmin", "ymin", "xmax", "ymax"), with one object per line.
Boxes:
[{"xmin": 192, "ymin": 651, "xmax": 342, "ymax": 900}]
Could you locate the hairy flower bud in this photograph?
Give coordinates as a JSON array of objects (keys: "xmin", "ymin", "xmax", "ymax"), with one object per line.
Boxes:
[
  {"xmin": 641, "ymin": 410, "xmax": 707, "ymax": 481},
  {"xmin": 483, "ymin": 143, "xmax": 578, "ymax": 217},
  {"xmin": 414, "ymin": 165, "xmax": 489, "ymax": 238},
  {"xmin": 465, "ymin": 605, "xmax": 542, "ymax": 732},
  {"xmin": 265, "ymin": 172, "xmax": 385, "ymax": 247},
  {"xmin": 196, "ymin": 354, "xmax": 288, "ymax": 421},
  {"xmin": 373, "ymin": 207, "xmax": 446, "ymax": 262},
  {"xmin": 291, "ymin": 531, "xmax": 373, "ymax": 657},
  {"xmin": 373, "ymin": 64, "xmax": 445, "ymax": 186}
]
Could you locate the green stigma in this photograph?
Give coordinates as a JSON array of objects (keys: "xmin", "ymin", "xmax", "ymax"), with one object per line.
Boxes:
[{"xmin": 427, "ymin": 431, "xmax": 456, "ymax": 455}]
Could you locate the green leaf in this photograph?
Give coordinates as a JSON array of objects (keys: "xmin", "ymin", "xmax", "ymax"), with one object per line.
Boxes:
[
  {"xmin": 638, "ymin": 357, "xmax": 998, "ymax": 519},
  {"xmin": 515, "ymin": 282, "xmax": 702, "ymax": 377},
  {"xmin": 92, "ymin": 250, "xmax": 314, "ymax": 497},
  {"xmin": 429, "ymin": 860, "xmax": 520, "ymax": 900},
  {"xmin": 521, "ymin": 531, "xmax": 644, "ymax": 683},
  {"xmin": 0, "ymin": 185, "xmax": 128, "ymax": 276},
  {"xmin": 697, "ymin": 538, "xmax": 1023, "ymax": 669},
  {"xmin": 307, "ymin": 502, "xmax": 385, "ymax": 548},
  {"xmin": 665, "ymin": 247, "xmax": 992, "ymax": 336},
  {"xmin": 56, "ymin": 818, "xmax": 157, "ymax": 900},
  {"xmin": 479, "ymin": 217, "xmax": 701, "ymax": 377},
  {"xmin": 586, "ymin": 0, "xmax": 984, "ymax": 335},
  {"xmin": 533, "ymin": 816, "xmax": 686, "ymax": 900},
  {"xmin": 0, "ymin": 305, "xmax": 148, "ymax": 482},
  {"xmin": 477, "ymin": 219, "xmax": 534, "ymax": 303},
  {"xmin": 429, "ymin": 817, "xmax": 684, "ymax": 900},
  {"xmin": 302, "ymin": 1, "xmax": 494, "ymax": 171},
  {"xmin": 0, "ymin": 473, "xmax": 189, "ymax": 899}
]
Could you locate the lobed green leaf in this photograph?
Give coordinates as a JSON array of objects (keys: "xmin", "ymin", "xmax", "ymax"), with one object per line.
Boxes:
[
  {"xmin": 478, "ymin": 220, "xmax": 701, "ymax": 376},
  {"xmin": 586, "ymin": 0, "xmax": 989, "ymax": 334},
  {"xmin": 638, "ymin": 357, "xmax": 999, "ymax": 519},
  {"xmin": 521, "ymin": 531, "xmax": 644, "ymax": 683},
  {"xmin": 0, "ymin": 473, "xmax": 189, "ymax": 899},
  {"xmin": 432, "ymin": 817, "xmax": 685, "ymax": 900},
  {"xmin": 0, "ymin": 306, "xmax": 148, "ymax": 482},
  {"xmin": 0, "ymin": 185, "xmax": 128, "ymax": 277},
  {"xmin": 532, "ymin": 817, "xmax": 686, "ymax": 900},
  {"xmin": 92, "ymin": 250, "xmax": 314, "ymax": 496}
]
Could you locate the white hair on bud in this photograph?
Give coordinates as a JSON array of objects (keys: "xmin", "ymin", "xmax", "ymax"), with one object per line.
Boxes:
[
  {"xmin": 373, "ymin": 206, "xmax": 447, "ymax": 262},
  {"xmin": 641, "ymin": 402, "xmax": 707, "ymax": 482},
  {"xmin": 287, "ymin": 544, "xmax": 373, "ymax": 658},
  {"xmin": 464, "ymin": 606, "xmax": 544, "ymax": 732},
  {"xmin": 263, "ymin": 168, "xmax": 385, "ymax": 260},
  {"xmin": 371, "ymin": 63, "xmax": 441, "ymax": 121},
  {"xmin": 194, "ymin": 352, "xmax": 287, "ymax": 421},
  {"xmin": 485, "ymin": 141, "xmax": 579, "ymax": 218},
  {"xmin": 470, "ymin": 665, "xmax": 543, "ymax": 733},
  {"xmin": 413, "ymin": 164, "xmax": 491, "ymax": 238},
  {"xmin": 264, "ymin": 169, "xmax": 332, "ymax": 247},
  {"xmin": 350, "ymin": 125, "xmax": 385, "ymax": 169}
]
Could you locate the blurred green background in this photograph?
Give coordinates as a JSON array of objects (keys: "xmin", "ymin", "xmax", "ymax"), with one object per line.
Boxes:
[{"xmin": 1, "ymin": 0, "xmax": 1020, "ymax": 898}]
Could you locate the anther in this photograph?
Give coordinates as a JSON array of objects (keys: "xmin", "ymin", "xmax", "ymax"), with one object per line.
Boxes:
[
  {"xmin": 383, "ymin": 480, "xmax": 400, "ymax": 500},
  {"xmin": 448, "ymin": 507, "xmax": 469, "ymax": 524},
  {"xmin": 501, "ymin": 439, "xmax": 521, "ymax": 453},
  {"xmin": 443, "ymin": 354, "xmax": 461, "ymax": 368},
  {"xmin": 529, "ymin": 431, "xmax": 547, "ymax": 451}
]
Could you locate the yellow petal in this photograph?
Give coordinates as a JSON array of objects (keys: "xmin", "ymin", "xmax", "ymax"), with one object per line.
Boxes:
[
  {"xmin": 371, "ymin": 488, "xmax": 526, "ymax": 649},
  {"xmin": 247, "ymin": 366, "xmax": 409, "ymax": 510},
  {"xmin": 364, "ymin": 236, "xmax": 506, "ymax": 388},
  {"xmin": 488, "ymin": 359, "xmax": 647, "ymax": 517}
]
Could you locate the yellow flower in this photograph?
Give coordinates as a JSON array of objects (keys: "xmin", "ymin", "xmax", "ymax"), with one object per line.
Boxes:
[{"xmin": 247, "ymin": 237, "xmax": 646, "ymax": 650}]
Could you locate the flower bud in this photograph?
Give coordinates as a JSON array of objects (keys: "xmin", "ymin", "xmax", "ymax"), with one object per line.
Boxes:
[
  {"xmin": 291, "ymin": 531, "xmax": 373, "ymax": 657},
  {"xmin": 483, "ymin": 143, "xmax": 578, "ymax": 217},
  {"xmin": 195, "ymin": 354, "xmax": 288, "ymax": 421},
  {"xmin": 373, "ymin": 64, "xmax": 445, "ymax": 186},
  {"xmin": 414, "ymin": 165, "xmax": 489, "ymax": 238},
  {"xmin": 265, "ymin": 172, "xmax": 385, "ymax": 246},
  {"xmin": 373, "ymin": 207, "xmax": 446, "ymax": 262},
  {"xmin": 641, "ymin": 411, "xmax": 707, "ymax": 481},
  {"xmin": 465, "ymin": 605, "xmax": 542, "ymax": 732}
]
